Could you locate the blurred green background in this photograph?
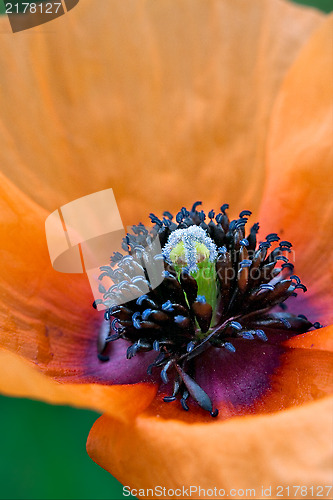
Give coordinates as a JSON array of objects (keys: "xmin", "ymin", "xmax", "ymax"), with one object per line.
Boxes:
[
  {"xmin": 292, "ymin": 0, "xmax": 332, "ymax": 10},
  {"xmin": 0, "ymin": 0, "xmax": 332, "ymax": 499},
  {"xmin": 0, "ymin": 397, "xmax": 123, "ymax": 499}
]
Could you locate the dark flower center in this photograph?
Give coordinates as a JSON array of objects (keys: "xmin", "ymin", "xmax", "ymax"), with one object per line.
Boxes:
[{"xmin": 94, "ymin": 202, "xmax": 321, "ymax": 416}]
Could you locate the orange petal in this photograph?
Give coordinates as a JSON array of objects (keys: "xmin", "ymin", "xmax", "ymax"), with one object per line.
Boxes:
[
  {"xmin": 259, "ymin": 16, "xmax": 333, "ymax": 324},
  {"xmin": 0, "ymin": 169, "xmax": 157, "ymax": 416},
  {"xmin": 254, "ymin": 326, "xmax": 333, "ymax": 414},
  {"xmin": 87, "ymin": 396, "xmax": 333, "ymax": 498},
  {"xmin": 0, "ymin": 0, "xmax": 322, "ymax": 220},
  {"xmin": 0, "ymin": 169, "xmax": 92, "ymax": 368},
  {"xmin": 0, "ymin": 171, "xmax": 158, "ymax": 400},
  {"xmin": 0, "ymin": 348, "xmax": 156, "ymax": 422},
  {"xmin": 285, "ymin": 323, "xmax": 333, "ymax": 351}
]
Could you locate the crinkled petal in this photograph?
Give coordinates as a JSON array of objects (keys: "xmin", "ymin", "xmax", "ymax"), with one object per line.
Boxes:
[
  {"xmin": 0, "ymin": 172, "xmax": 158, "ymax": 394},
  {"xmin": 87, "ymin": 396, "xmax": 333, "ymax": 499},
  {"xmin": 285, "ymin": 323, "xmax": 333, "ymax": 351},
  {"xmin": 259, "ymin": 16, "xmax": 333, "ymax": 325},
  {"xmin": 0, "ymin": 0, "xmax": 322, "ymax": 220},
  {"xmin": 0, "ymin": 348, "xmax": 156, "ymax": 422}
]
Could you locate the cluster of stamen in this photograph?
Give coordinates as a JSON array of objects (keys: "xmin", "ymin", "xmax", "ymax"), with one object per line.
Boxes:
[{"xmin": 94, "ymin": 202, "xmax": 321, "ymax": 416}]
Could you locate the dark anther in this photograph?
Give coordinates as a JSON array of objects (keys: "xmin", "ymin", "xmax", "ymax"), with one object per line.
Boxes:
[
  {"xmin": 187, "ymin": 341, "xmax": 195, "ymax": 353},
  {"xmin": 141, "ymin": 309, "xmax": 153, "ymax": 320},
  {"xmin": 111, "ymin": 318, "xmax": 121, "ymax": 332},
  {"xmin": 280, "ymin": 318, "xmax": 291, "ymax": 328},
  {"xmin": 162, "ymin": 300, "xmax": 174, "ymax": 311},
  {"xmin": 220, "ymin": 203, "xmax": 229, "ymax": 213},
  {"xmin": 290, "ymin": 275, "xmax": 301, "ymax": 284},
  {"xmin": 161, "ymin": 368, "xmax": 169, "ymax": 384},
  {"xmin": 217, "ymin": 245, "xmax": 227, "ymax": 254},
  {"xmin": 295, "ymin": 284, "xmax": 307, "ymax": 292},
  {"xmin": 153, "ymin": 340, "xmax": 160, "ymax": 351},
  {"xmin": 153, "ymin": 253, "xmax": 164, "ymax": 262},
  {"xmin": 127, "ymin": 343, "xmax": 141, "ymax": 359},
  {"xmin": 298, "ymin": 314, "xmax": 308, "ymax": 320},
  {"xmin": 235, "ymin": 218, "xmax": 247, "ymax": 228},
  {"xmin": 281, "ymin": 262, "xmax": 294, "ymax": 271},
  {"xmin": 97, "ymin": 353, "xmax": 110, "ymax": 362},
  {"xmin": 279, "ymin": 241, "xmax": 292, "ymax": 248},
  {"xmin": 136, "ymin": 294, "xmax": 153, "ymax": 307},
  {"xmin": 208, "ymin": 210, "xmax": 215, "ymax": 219},
  {"xmin": 137, "ymin": 292, "xmax": 152, "ymax": 305},
  {"xmin": 276, "ymin": 255, "xmax": 289, "ymax": 263},
  {"xmin": 240, "ymin": 259, "xmax": 252, "ymax": 268},
  {"xmin": 110, "ymin": 252, "xmax": 123, "ymax": 264},
  {"xmin": 181, "ymin": 398, "xmax": 189, "ymax": 411},
  {"xmin": 242, "ymin": 331, "xmax": 254, "ymax": 339},
  {"xmin": 122, "ymin": 240, "xmax": 130, "ymax": 251},
  {"xmin": 110, "ymin": 304, "xmax": 122, "ymax": 314},
  {"xmin": 176, "ymin": 212, "xmax": 183, "ymax": 223},
  {"xmin": 132, "ymin": 311, "xmax": 141, "ymax": 329},
  {"xmin": 149, "ymin": 213, "xmax": 163, "ymax": 226},
  {"xmin": 255, "ymin": 330, "xmax": 268, "ymax": 342},
  {"xmin": 174, "ymin": 315, "xmax": 190, "ymax": 328},
  {"xmin": 266, "ymin": 233, "xmax": 280, "ymax": 243},
  {"xmin": 163, "ymin": 218, "xmax": 172, "ymax": 228},
  {"xmin": 259, "ymin": 284, "xmax": 274, "ymax": 291},
  {"xmin": 313, "ymin": 322, "xmax": 323, "ymax": 329},
  {"xmin": 239, "ymin": 210, "xmax": 252, "ymax": 218},
  {"xmin": 161, "ymin": 360, "xmax": 173, "ymax": 384},
  {"xmin": 266, "ymin": 232, "xmax": 279, "ymax": 239},
  {"xmin": 163, "ymin": 211, "xmax": 173, "ymax": 220},
  {"xmin": 191, "ymin": 201, "xmax": 202, "ymax": 212},
  {"xmin": 198, "ymin": 210, "xmax": 206, "ymax": 222},
  {"xmin": 210, "ymin": 409, "xmax": 219, "ymax": 417},
  {"xmin": 163, "ymin": 396, "xmax": 176, "ymax": 402},
  {"xmin": 259, "ymin": 241, "xmax": 271, "ymax": 250},
  {"xmin": 224, "ymin": 342, "xmax": 236, "ymax": 352},
  {"xmin": 240, "ymin": 238, "xmax": 249, "ymax": 246},
  {"xmin": 230, "ymin": 321, "xmax": 242, "ymax": 331}
]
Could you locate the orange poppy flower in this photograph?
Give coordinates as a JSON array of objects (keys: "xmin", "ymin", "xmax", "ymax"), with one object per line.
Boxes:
[{"xmin": 0, "ymin": 1, "xmax": 332, "ymax": 498}]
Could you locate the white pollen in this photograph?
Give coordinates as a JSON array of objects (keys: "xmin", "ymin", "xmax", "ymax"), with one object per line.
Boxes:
[{"xmin": 162, "ymin": 226, "xmax": 217, "ymax": 272}]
